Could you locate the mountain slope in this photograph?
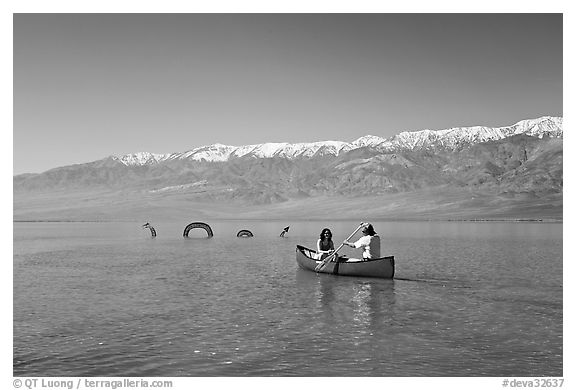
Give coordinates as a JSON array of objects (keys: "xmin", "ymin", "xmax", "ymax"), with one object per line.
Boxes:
[{"xmin": 13, "ymin": 116, "xmax": 563, "ymax": 220}]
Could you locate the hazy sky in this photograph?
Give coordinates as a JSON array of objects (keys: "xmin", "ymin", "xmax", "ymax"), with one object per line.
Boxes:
[{"xmin": 13, "ymin": 13, "xmax": 562, "ymax": 174}]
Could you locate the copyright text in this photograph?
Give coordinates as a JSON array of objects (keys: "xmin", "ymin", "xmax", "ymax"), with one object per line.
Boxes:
[{"xmin": 13, "ymin": 378, "xmax": 173, "ymax": 389}]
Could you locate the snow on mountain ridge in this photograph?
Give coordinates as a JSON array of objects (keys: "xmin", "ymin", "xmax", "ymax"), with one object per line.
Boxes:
[
  {"xmin": 351, "ymin": 135, "xmax": 386, "ymax": 148},
  {"xmin": 380, "ymin": 116, "xmax": 562, "ymax": 150},
  {"xmin": 171, "ymin": 143, "xmax": 236, "ymax": 162},
  {"xmin": 116, "ymin": 116, "xmax": 562, "ymax": 166},
  {"xmin": 511, "ymin": 116, "xmax": 563, "ymax": 137},
  {"xmin": 120, "ymin": 152, "xmax": 172, "ymax": 166}
]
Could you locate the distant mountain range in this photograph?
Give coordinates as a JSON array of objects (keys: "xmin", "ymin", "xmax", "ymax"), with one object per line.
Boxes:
[
  {"xmin": 13, "ymin": 116, "xmax": 563, "ymax": 221},
  {"xmin": 112, "ymin": 116, "xmax": 562, "ymax": 164}
]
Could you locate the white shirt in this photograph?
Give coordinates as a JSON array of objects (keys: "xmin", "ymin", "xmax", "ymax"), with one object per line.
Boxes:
[{"xmin": 352, "ymin": 234, "xmax": 381, "ymax": 259}]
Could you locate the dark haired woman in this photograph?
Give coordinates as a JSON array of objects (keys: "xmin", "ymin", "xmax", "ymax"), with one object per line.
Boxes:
[{"xmin": 315, "ymin": 228, "xmax": 335, "ymax": 260}]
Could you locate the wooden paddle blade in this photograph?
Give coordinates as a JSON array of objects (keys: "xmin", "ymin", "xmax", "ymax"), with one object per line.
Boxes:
[{"xmin": 314, "ymin": 253, "xmax": 336, "ymax": 272}]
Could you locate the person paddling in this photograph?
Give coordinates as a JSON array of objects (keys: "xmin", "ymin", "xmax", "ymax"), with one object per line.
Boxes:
[{"xmin": 343, "ymin": 223, "xmax": 380, "ymax": 260}]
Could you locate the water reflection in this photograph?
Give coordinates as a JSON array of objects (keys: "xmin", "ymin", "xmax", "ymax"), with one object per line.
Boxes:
[
  {"xmin": 352, "ymin": 280, "xmax": 396, "ymax": 335},
  {"xmin": 295, "ymin": 268, "xmax": 396, "ymax": 333}
]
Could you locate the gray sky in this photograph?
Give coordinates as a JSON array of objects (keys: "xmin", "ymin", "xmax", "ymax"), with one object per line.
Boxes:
[{"xmin": 13, "ymin": 13, "xmax": 562, "ymax": 174}]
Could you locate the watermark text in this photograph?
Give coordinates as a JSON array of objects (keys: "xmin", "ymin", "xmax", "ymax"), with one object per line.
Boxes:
[
  {"xmin": 502, "ymin": 378, "xmax": 564, "ymax": 388},
  {"xmin": 13, "ymin": 378, "xmax": 173, "ymax": 390}
]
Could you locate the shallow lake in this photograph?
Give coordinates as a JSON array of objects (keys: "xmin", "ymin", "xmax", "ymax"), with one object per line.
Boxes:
[{"xmin": 13, "ymin": 220, "xmax": 563, "ymax": 376}]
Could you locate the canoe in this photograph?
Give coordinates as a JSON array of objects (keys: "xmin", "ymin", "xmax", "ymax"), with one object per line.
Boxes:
[{"xmin": 296, "ymin": 245, "xmax": 395, "ymax": 279}]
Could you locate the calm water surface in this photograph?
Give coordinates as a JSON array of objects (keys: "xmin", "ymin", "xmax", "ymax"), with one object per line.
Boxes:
[{"xmin": 13, "ymin": 221, "xmax": 562, "ymax": 376}]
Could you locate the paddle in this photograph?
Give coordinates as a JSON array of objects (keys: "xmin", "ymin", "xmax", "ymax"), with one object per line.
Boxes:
[{"xmin": 315, "ymin": 222, "xmax": 367, "ymax": 272}]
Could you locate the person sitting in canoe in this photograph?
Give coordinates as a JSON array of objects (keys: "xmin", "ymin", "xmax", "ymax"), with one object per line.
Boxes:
[
  {"xmin": 315, "ymin": 228, "xmax": 335, "ymax": 260},
  {"xmin": 343, "ymin": 223, "xmax": 380, "ymax": 260}
]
